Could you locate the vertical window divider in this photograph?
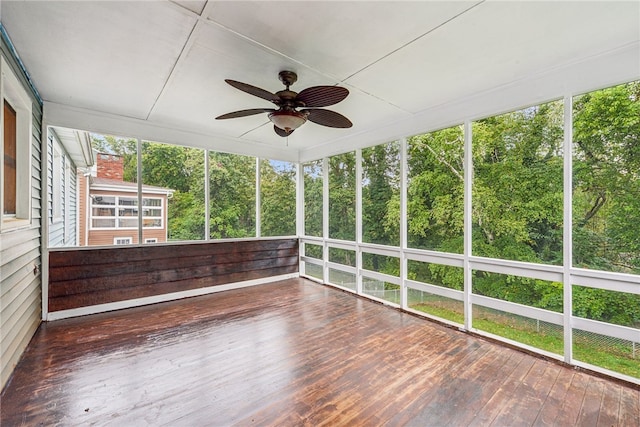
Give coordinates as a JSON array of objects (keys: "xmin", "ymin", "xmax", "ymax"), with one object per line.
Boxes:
[
  {"xmin": 322, "ymin": 157, "xmax": 329, "ymax": 283},
  {"xmin": 204, "ymin": 150, "xmax": 210, "ymax": 241},
  {"xmin": 400, "ymin": 138, "xmax": 408, "ymax": 309},
  {"xmin": 255, "ymin": 157, "xmax": 261, "ymax": 238},
  {"xmin": 136, "ymin": 138, "xmax": 143, "ymax": 245},
  {"xmin": 463, "ymin": 120, "xmax": 473, "ymax": 331},
  {"xmin": 563, "ymin": 95, "xmax": 574, "ymax": 364},
  {"xmin": 41, "ymin": 124, "xmax": 51, "ymax": 320},
  {"xmin": 296, "ymin": 161, "xmax": 304, "ymax": 273},
  {"xmin": 356, "ymin": 148, "xmax": 363, "ymax": 295}
]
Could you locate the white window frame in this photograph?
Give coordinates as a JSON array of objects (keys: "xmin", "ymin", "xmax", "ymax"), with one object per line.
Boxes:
[
  {"xmin": 90, "ymin": 194, "xmax": 163, "ymax": 230},
  {"xmin": 1, "ymin": 56, "xmax": 33, "ymax": 231},
  {"xmin": 113, "ymin": 237, "xmax": 133, "ymax": 245}
]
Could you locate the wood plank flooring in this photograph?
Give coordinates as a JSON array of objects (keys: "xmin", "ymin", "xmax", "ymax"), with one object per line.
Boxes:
[{"xmin": 1, "ymin": 278, "xmax": 638, "ymax": 426}]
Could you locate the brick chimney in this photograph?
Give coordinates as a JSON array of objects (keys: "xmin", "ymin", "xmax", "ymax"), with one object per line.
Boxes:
[{"xmin": 96, "ymin": 153, "xmax": 124, "ymax": 181}]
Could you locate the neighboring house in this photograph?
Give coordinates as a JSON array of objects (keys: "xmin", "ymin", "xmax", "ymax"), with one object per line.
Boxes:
[
  {"xmin": 47, "ymin": 127, "xmax": 93, "ymax": 248},
  {"xmin": 78, "ymin": 152, "xmax": 173, "ymax": 246}
]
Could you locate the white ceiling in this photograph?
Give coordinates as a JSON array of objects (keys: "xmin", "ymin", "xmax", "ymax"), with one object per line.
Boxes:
[{"xmin": 2, "ymin": 1, "xmax": 639, "ymax": 162}]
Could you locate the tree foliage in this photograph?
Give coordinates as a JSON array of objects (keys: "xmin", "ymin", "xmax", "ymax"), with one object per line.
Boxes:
[
  {"xmin": 261, "ymin": 160, "xmax": 296, "ymax": 236},
  {"xmin": 89, "ymin": 137, "xmax": 293, "ymax": 242},
  {"xmin": 316, "ymin": 81, "xmax": 639, "ymax": 326},
  {"xmin": 329, "ymin": 152, "xmax": 356, "ymax": 241},
  {"xmin": 362, "ymin": 142, "xmax": 400, "ymax": 246},
  {"xmin": 91, "ymin": 81, "xmax": 640, "ymax": 327},
  {"xmin": 303, "ymin": 160, "xmax": 323, "ymax": 237}
]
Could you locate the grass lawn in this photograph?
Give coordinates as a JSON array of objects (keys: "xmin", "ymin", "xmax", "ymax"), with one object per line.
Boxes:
[{"xmin": 411, "ymin": 300, "xmax": 639, "ymax": 379}]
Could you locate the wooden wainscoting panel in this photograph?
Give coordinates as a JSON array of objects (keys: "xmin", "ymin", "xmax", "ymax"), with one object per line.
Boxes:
[{"xmin": 48, "ymin": 239, "xmax": 298, "ymax": 312}]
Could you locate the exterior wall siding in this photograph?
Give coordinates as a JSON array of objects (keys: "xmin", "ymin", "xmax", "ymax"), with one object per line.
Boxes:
[
  {"xmin": 48, "ymin": 133, "xmax": 78, "ymax": 248},
  {"xmin": 0, "ymin": 30, "xmax": 43, "ymax": 390},
  {"xmin": 67, "ymin": 164, "xmax": 77, "ymax": 245},
  {"xmin": 78, "ymin": 173, "xmax": 88, "ymax": 246}
]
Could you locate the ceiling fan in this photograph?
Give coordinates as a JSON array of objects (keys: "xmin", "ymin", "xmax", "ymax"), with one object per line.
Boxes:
[{"xmin": 215, "ymin": 71, "xmax": 352, "ymax": 137}]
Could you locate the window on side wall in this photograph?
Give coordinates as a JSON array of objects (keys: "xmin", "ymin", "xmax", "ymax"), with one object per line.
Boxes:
[
  {"xmin": 1, "ymin": 57, "xmax": 33, "ymax": 231},
  {"xmin": 114, "ymin": 237, "xmax": 132, "ymax": 245}
]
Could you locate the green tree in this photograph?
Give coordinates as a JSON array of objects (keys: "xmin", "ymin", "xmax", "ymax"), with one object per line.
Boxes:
[
  {"xmin": 303, "ymin": 160, "xmax": 323, "ymax": 237},
  {"xmin": 209, "ymin": 152, "xmax": 256, "ymax": 239},
  {"xmin": 362, "ymin": 142, "xmax": 400, "ymax": 247},
  {"xmin": 407, "ymin": 125, "xmax": 465, "ymax": 254},
  {"xmin": 573, "ymin": 81, "xmax": 640, "ymax": 274},
  {"xmin": 472, "ymin": 101, "xmax": 564, "ymax": 266},
  {"xmin": 261, "ymin": 160, "xmax": 296, "ymax": 236},
  {"xmin": 140, "ymin": 142, "xmax": 207, "ymax": 241},
  {"xmin": 329, "ymin": 152, "xmax": 356, "ymax": 241}
]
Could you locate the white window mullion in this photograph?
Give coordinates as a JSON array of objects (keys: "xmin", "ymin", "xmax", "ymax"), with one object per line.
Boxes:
[
  {"xmin": 204, "ymin": 150, "xmax": 210, "ymax": 241},
  {"xmin": 563, "ymin": 95, "xmax": 574, "ymax": 364},
  {"xmin": 255, "ymin": 157, "xmax": 261, "ymax": 238},
  {"xmin": 297, "ymin": 161, "xmax": 304, "ymax": 273},
  {"xmin": 355, "ymin": 149, "xmax": 363, "ymax": 295},
  {"xmin": 463, "ymin": 120, "xmax": 473, "ymax": 331},
  {"xmin": 400, "ymin": 137, "xmax": 408, "ymax": 309},
  {"xmin": 136, "ymin": 138, "xmax": 143, "ymax": 245},
  {"xmin": 323, "ymin": 157, "xmax": 329, "ymax": 283}
]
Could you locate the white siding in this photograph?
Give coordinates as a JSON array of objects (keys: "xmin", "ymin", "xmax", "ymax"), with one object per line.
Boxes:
[
  {"xmin": 0, "ymin": 33, "xmax": 43, "ymax": 390},
  {"xmin": 48, "ymin": 133, "xmax": 78, "ymax": 248}
]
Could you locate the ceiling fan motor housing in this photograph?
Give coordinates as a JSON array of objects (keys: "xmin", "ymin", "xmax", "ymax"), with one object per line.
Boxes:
[{"xmin": 278, "ymin": 70, "xmax": 298, "ymax": 88}]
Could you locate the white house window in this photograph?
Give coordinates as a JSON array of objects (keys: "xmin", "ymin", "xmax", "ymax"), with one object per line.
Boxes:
[
  {"xmin": 1, "ymin": 57, "xmax": 32, "ymax": 231},
  {"xmin": 91, "ymin": 195, "xmax": 163, "ymax": 229},
  {"xmin": 3, "ymin": 100, "xmax": 16, "ymax": 216},
  {"xmin": 113, "ymin": 237, "xmax": 132, "ymax": 245}
]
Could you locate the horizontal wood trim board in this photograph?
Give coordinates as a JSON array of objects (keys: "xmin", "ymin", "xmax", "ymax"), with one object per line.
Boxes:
[
  {"xmin": 49, "ymin": 256, "xmax": 299, "ymax": 297},
  {"xmin": 48, "ymin": 239, "xmax": 299, "ymax": 312},
  {"xmin": 49, "ymin": 239, "xmax": 297, "ymax": 267},
  {"xmin": 48, "ymin": 265, "xmax": 298, "ymax": 312},
  {"xmin": 49, "ymin": 246, "xmax": 298, "ymax": 282}
]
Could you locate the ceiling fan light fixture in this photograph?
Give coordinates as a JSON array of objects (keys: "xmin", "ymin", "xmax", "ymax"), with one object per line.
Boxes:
[
  {"xmin": 269, "ymin": 110, "xmax": 307, "ymax": 132},
  {"xmin": 218, "ymin": 72, "xmax": 351, "ymax": 136}
]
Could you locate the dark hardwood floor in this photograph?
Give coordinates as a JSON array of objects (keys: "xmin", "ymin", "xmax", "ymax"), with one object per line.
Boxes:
[{"xmin": 1, "ymin": 278, "xmax": 638, "ymax": 426}]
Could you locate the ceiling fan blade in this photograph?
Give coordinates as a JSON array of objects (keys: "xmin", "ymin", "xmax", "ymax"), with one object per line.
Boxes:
[
  {"xmin": 274, "ymin": 125, "xmax": 294, "ymax": 137},
  {"xmin": 302, "ymin": 109, "xmax": 353, "ymax": 128},
  {"xmin": 215, "ymin": 108, "xmax": 275, "ymax": 120},
  {"xmin": 296, "ymin": 86, "xmax": 349, "ymax": 107},
  {"xmin": 225, "ymin": 79, "xmax": 280, "ymax": 103}
]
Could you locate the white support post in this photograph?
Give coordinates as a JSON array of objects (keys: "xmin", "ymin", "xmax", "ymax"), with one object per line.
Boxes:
[
  {"xmin": 400, "ymin": 138, "xmax": 408, "ymax": 309},
  {"xmin": 563, "ymin": 95, "xmax": 574, "ymax": 363},
  {"xmin": 255, "ymin": 157, "xmax": 261, "ymax": 238},
  {"xmin": 41, "ymin": 123, "xmax": 50, "ymax": 320},
  {"xmin": 323, "ymin": 157, "xmax": 329, "ymax": 283},
  {"xmin": 356, "ymin": 148, "xmax": 363, "ymax": 295},
  {"xmin": 463, "ymin": 121, "xmax": 473, "ymax": 331},
  {"xmin": 204, "ymin": 150, "xmax": 210, "ymax": 241},
  {"xmin": 136, "ymin": 138, "xmax": 143, "ymax": 245},
  {"xmin": 297, "ymin": 161, "xmax": 304, "ymax": 273}
]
